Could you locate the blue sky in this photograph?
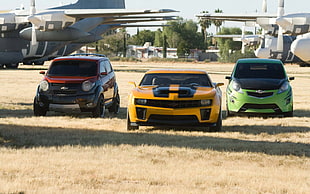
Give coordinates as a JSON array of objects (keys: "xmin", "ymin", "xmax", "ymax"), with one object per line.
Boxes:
[
  {"xmin": 4, "ymin": 0, "xmax": 310, "ymax": 18},
  {"xmin": 2, "ymin": 0, "xmax": 310, "ymax": 33}
]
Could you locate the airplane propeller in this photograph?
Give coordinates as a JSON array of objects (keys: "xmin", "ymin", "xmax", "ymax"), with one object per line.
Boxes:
[
  {"xmin": 262, "ymin": 0, "xmax": 267, "ymax": 13},
  {"xmin": 276, "ymin": 0, "xmax": 284, "ymax": 52},
  {"xmin": 30, "ymin": 0, "xmax": 37, "ymax": 46}
]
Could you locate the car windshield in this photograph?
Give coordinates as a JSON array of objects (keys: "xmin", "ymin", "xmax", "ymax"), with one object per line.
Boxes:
[
  {"xmin": 233, "ymin": 62, "xmax": 286, "ymax": 79},
  {"xmin": 48, "ymin": 60, "xmax": 97, "ymax": 77},
  {"xmin": 139, "ymin": 73, "xmax": 212, "ymax": 87}
]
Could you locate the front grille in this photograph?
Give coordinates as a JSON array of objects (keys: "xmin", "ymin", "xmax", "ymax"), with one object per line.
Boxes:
[
  {"xmin": 51, "ymin": 83, "xmax": 81, "ymax": 87},
  {"xmin": 51, "ymin": 83, "xmax": 81, "ymax": 95},
  {"xmin": 53, "ymin": 90, "xmax": 77, "ymax": 95},
  {"xmin": 148, "ymin": 114, "xmax": 199, "ymax": 125},
  {"xmin": 144, "ymin": 99, "xmax": 201, "ymax": 108},
  {"xmin": 240, "ymin": 103, "xmax": 281, "ymax": 113},
  {"xmin": 247, "ymin": 91, "xmax": 274, "ymax": 98}
]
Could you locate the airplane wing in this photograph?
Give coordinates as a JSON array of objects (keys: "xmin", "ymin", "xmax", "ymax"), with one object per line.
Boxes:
[
  {"xmin": 64, "ymin": 9, "xmax": 178, "ymax": 18},
  {"xmin": 196, "ymin": 13, "xmax": 277, "ymax": 22},
  {"xmin": 102, "ymin": 16, "xmax": 176, "ymax": 25},
  {"xmin": 27, "ymin": 9, "xmax": 178, "ymax": 31}
]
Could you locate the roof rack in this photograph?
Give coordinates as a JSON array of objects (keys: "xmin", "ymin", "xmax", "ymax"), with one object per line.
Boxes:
[{"xmin": 70, "ymin": 53, "xmax": 106, "ymax": 57}]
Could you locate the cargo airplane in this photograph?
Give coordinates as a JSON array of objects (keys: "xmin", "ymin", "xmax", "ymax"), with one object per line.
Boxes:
[
  {"xmin": 197, "ymin": 0, "xmax": 310, "ymax": 66},
  {"xmin": 0, "ymin": 0, "xmax": 177, "ymax": 68}
]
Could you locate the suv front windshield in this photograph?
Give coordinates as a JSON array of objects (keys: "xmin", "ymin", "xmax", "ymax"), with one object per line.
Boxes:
[
  {"xmin": 48, "ymin": 60, "xmax": 97, "ymax": 77},
  {"xmin": 233, "ymin": 63, "xmax": 286, "ymax": 79},
  {"xmin": 140, "ymin": 73, "xmax": 212, "ymax": 87}
]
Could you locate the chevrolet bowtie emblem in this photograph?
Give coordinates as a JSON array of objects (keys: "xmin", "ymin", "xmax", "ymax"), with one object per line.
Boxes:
[{"xmin": 60, "ymin": 86, "xmax": 69, "ymax": 90}]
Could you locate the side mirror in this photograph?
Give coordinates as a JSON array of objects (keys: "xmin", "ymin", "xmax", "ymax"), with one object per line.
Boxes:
[
  {"xmin": 215, "ymin": 83, "xmax": 224, "ymax": 87},
  {"xmin": 289, "ymin": 77, "xmax": 295, "ymax": 81},
  {"xmin": 128, "ymin": 81, "xmax": 137, "ymax": 87},
  {"xmin": 225, "ymin": 76, "xmax": 231, "ymax": 80},
  {"xmin": 39, "ymin": 71, "xmax": 45, "ymax": 75}
]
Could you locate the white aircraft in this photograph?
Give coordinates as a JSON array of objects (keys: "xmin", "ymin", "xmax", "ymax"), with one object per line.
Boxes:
[
  {"xmin": 0, "ymin": 0, "xmax": 177, "ymax": 68},
  {"xmin": 197, "ymin": 0, "xmax": 310, "ymax": 65}
]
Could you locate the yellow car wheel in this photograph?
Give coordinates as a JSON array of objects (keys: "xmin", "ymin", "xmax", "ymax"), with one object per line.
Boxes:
[{"xmin": 127, "ymin": 113, "xmax": 139, "ymax": 131}]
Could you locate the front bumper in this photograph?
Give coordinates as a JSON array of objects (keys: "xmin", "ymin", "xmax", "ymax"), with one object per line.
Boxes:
[
  {"xmin": 226, "ymin": 88, "xmax": 293, "ymax": 115},
  {"xmin": 37, "ymin": 92, "xmax": 98, "ymax": 112},
  {"xmin": 128, "ymin": 105, "xmax": 221, "ymax": 127}
]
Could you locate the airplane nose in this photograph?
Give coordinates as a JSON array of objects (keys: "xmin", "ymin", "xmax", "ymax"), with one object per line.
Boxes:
[{"xmin": 255, "ymin": 48, "xmax": 271, "ymax": 59}]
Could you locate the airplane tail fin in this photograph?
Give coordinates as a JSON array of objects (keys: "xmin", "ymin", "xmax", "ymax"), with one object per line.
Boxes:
[{"xmin": 51, "ymin": 0, "xmax": 125, "ymax": 9}]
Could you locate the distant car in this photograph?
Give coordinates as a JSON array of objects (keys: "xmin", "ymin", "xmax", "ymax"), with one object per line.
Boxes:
[
  {"xmin": 225, "ymin": 58, "xmax": 294, "ymax": 117},
  {"xmin": 127, "ymin": 69, "xmax": 224, "ymax": 131},
  {"xmin": 33, "ymin": 54, "xmax": 120, "ymax": 117}
]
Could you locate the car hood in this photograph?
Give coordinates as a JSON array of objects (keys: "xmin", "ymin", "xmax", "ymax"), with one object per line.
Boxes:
[
  {"xmin": 132, "ymin": 85, "xmax": 216, "ymax": 99},
  {"xmin": 236, "ymin": 78, "xmax": 286, "ymax": 90}
]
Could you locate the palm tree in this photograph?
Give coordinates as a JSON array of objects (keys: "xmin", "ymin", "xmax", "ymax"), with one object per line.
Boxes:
[
  {"xmin": 198, "ymin": 10, "xmax": 212, "ymax": 48},
  {"xmin": 213, "ymin": 9, "xmax": 223, "ymax": 34}
]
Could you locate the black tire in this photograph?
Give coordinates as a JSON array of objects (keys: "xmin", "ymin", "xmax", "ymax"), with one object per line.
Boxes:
[
  {"xmin": 33, "ymin": 97, "xmax": 47, "ymax": 116},
  {"xmin": 210, "ymin": 110, "xmax": 222, "ymax": 132},
  {"xmin": 108, "ymin": 93, "xmax": 120, "ymax": 114},
  {"xmin": 5, "ymin": 64, "xmax": 19, "ymax": 69},
  {"xmin": 34, "ymin": 61, "xmax": 44, "ymax": 65},
  {"xmin": 225, "ymin": 103, "xmax": 233, "ymax": 118},
  {"xmin": 92, "ymin": 95, "xmax": 105, "ymax": 118},
  {"xmin": 127, "ymin": 113, "xmax": 139, "ymax": 131},
  {"xmin": 284, "ymin": 111, "xmax": 293, "ymax": 117}
]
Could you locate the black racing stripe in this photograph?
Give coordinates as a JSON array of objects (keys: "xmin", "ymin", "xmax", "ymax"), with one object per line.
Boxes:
[{"xmin": 152, "ymin": 86, "xmax": 197, "ymax": 98}]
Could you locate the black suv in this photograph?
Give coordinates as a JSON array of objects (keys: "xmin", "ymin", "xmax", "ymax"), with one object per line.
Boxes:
[{"xmin": 33, "ymin": 54, "xmax": 120, "ymax": 117}]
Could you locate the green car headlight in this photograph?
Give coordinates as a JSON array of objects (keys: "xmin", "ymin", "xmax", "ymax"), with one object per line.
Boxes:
[
  {"xmin": 232, "ymin": 80, "xmax": 243, "ymax": 93},
  {"xmin": 278, "ymin": 81, "xmax": 289, "ymax": 94}
]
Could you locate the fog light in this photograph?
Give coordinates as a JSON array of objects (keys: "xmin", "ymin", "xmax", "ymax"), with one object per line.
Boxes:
[
  {"xmin": 136, "ymin": 107, "xmax": 147, "ymax": 120},
  {"xmin": 200, "ymin": 108, "xmax": 211, "ymax": 120},
  {"xmin": 86, "ymin": 103, "xmax": 94, "ymax": 107}
]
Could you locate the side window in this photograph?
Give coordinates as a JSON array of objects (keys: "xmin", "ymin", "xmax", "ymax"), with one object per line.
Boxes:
[
  {"xmin": 104, "ymin": 60, "xmax": 112, "ymax": 73},
  {"xmin": 100, "ymin": 61, "xmax": 106, "ymax": 74}
]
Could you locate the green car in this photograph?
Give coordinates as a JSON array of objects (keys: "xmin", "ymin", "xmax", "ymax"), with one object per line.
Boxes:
[{"xmin": 225, "ymin": 58, "xmax": 294, "ymax": 117}]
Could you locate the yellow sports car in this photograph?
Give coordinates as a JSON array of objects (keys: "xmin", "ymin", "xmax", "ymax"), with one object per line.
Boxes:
[{"xmin": 127, "ymin": 69, "xmax": 224, "ymax": 131}]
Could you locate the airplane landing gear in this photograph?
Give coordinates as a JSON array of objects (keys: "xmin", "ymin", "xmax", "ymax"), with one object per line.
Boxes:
[{"xmin": 0, "ymin": 64, "xmax": 19, "ymax": 69}]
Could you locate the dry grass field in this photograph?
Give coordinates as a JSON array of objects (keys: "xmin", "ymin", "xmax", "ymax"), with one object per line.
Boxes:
[{"xmin": 0, "ymin": 61, "xmax": 309, "ymax": 193}]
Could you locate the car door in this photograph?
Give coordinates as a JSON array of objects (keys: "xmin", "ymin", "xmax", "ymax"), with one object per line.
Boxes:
[{"xmin": 99, "ymin": 60, "xmax": 114, "ymax": 102}]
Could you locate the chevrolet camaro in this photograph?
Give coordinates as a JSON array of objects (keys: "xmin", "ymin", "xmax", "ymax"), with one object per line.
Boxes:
[{"xmin": 127, "ymin": 69, "xmax": 224, "ymax": 131}]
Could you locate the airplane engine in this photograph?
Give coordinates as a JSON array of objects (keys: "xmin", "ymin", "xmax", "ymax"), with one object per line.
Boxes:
[
  {"xmin": 291, "ymin": 35, "xmax": 310, "ymax": 62},
  {"xmin": 19, "ymin": 27, "xmax": 90, "ymax": 41},
  {"xmin": 255, "ymin": 48, "xmax": 271, "ymax": 59},
  {"xmin": 276, "ymin": 13, "xmax": 310, "ymax": 36},
  {"xmin": 28, "ymin": 11, "xmax": 76, "ymax": 31}
]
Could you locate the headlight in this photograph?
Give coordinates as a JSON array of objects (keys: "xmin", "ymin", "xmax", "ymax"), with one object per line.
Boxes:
[
  {"xmin": 201, "ymin": 99, "xmax": 212, "ymax": 106},
  {"xmin": 232, "ymin": 80, "xmax": 243, "ymax": 93},
  {"xmin": 82, "ymin": 80, "xmax": 95, "ymax": 92},
  {"xmin": 39, "ymin": 80, "xmax": 49, "ymax": 91},
  {"xmin": 135, "ymin": 99, "xmax": 147, "ymax": 105},
  {"xmin": 278, "ymin": 81, "xmax": 289, "ymax": 94}
]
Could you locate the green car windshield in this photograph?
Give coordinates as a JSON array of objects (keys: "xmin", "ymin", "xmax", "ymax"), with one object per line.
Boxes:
[
  {"xmin": 48, "ymin": 60, "xmax": 97, "ymax": 77},
  {"xmin": 233, "ymin": 63, "xmax": 286, "ymax": 79},
  {"xmin": 140, "ymin": 73, "xmax": 213, "ymax": 87}
]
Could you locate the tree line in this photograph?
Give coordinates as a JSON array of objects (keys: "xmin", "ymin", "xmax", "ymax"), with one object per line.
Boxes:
[{"xmin": 89, "ymin": 10, "xmax": 256, "ymax": 62}]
